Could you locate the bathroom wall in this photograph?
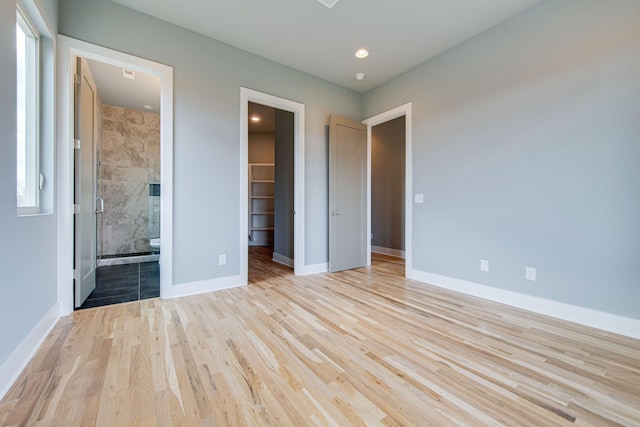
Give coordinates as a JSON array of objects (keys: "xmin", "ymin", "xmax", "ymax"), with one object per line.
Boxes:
[
  {"xmin": 101, "ymin": 104, "xmax": 160, "ymax": 256},
  {"xmin": 248, "ymin": 132, "xmax": 275, "ymax": 163}
]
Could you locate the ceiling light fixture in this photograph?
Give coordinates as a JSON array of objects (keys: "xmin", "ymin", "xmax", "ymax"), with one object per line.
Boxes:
[
  {"xmin": 355, "ymin": 49, "xmax": 369, "ymax": 59},
  {"xmin": 251, "ymin": 116, "xmax": 260, "ymax": 122},
  {"xmin": 316, "ymin": 0, "xmax": 341, "ymax": 9},
  {"xmin": 355, "ymin": 72, "xmax": 366, "ymax": 81}
]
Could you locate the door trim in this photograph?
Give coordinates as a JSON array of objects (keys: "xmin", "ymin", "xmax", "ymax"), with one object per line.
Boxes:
[
  {"xmin": 57, "ymin": 36, "xmax": 174, "ymax": 315},
  {"xmin": 240, "ymin": 88, "xmax": 305, "ymax": 278},
  {"xmin": 362, "ymin": 103, "xmax": 412, "ymax": 276}
]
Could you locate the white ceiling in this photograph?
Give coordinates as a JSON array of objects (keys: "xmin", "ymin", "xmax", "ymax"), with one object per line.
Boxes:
[
  {"xmin": 110, "ymin": 0, "xmax": 543, "ymax": 92},
  {"xmin": 248, "ymin": 102, "xmax": 276, "ymax": 133},
  {"xmin": 86, "ymin": 59, "xmax": 161, "ymax": 113}
]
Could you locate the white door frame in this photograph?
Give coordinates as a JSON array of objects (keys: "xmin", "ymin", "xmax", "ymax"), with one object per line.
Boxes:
[
  {"xmin": 240, "ymin": 88, "xmax": 305, "ymax": 279},
  {"xmin": 363, "ymin": 102, "xmax": 412, "ymax": 276},
  {"xmin": 57, "ymin": 36, "xmax": 174, "ymax": 315}
]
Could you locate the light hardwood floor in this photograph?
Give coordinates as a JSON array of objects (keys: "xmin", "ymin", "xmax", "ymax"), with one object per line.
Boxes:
[{"xmin": 1, "ymin": 248, "xmax": 639, "ymax": 426}]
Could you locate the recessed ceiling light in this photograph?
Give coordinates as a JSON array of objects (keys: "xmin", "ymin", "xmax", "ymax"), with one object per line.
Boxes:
[
  {"xmin": 122, "ymin": 68, "xmax": 135, "ymax": 80},
  {"xmin": 143, "ymin": 104, "xmax": 154, "ymax": 110},
  {"xmin": 355, "ymin": 73, "xmax": 366, "ymax": 81},
  {"xmin": 316, "ymin": 0, "xmax": 341, "ymax": 9},
  {"xmin": 251, "ymin": 116, "xmax": 260, "ymax": 122},
  {"xmin": 355, "ymin": 49, "xmax": 369, "ymax": 59}
]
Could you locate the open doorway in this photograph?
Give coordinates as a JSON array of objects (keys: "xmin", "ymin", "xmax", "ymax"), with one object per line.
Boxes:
[
  {"xmin": 364, "ymin": 103, "xmax": 413, "ymax": 275},
  {"xmin": 247, "ymin": 102, "xmax": 295, "ymax": 283},
  {"xmin": 240, "ymin": 88, "xmax": 305, "ymax": 282},
  {"xmin": 57, "ymin": 36, "xmax": 174, "ymax": 316},
  {"xmin": 76, "ymin": 58, "xmax": 162, "ymax": 309},
  {"xmin": 371, "ymin": 116, "xmax": 406, "ymax": 259}
]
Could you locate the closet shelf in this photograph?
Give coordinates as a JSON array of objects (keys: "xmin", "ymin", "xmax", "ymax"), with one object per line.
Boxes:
[{"xmin": 249, "ymin": 163, "xmax": 275, "ymax": 246}]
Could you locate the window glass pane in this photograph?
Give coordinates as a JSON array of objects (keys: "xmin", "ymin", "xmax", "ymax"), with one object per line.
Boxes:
[
  {"xmin": 16, "ymin": 10, "xmax": 38, "ymax": 210},
  {"xmin": 16, "ymin": 22, "xmax": 28, "ymax": 206}
]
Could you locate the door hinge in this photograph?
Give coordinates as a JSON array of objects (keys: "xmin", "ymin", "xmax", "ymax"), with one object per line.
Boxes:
[
  {"xmin": 74, "ymin": 74, "xmax": 80, "ymax": 86},
  {"xmin": 73, "ymin": 269, "xmax": 80, "ymax": 281},
  {"xmin": 73, "ymin": 139, "xmax": 81, "ymax": 150},
  {"xmin": 73, "ymin": 204, "xmax": 80, "ymax": 214}
]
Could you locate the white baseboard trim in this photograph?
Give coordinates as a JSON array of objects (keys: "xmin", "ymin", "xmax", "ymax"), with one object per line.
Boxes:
[
  {"xmin": 272, "ymin": 252, "xmax": 294, "ymax": 268},
  {"xmin": 0, "ymin": 302, "xmax": 61, "ymax": 401},
  {"xmin": 408, "ymin": 269, "xmax": 640, "ymax": 340},
  {"xmin": 163, "ymin": 275, "xmax": 245, "ymax": 299},
  {"xmin": 299, "ymin": 262, "xmax": 329, "ymax": 276},
  {"xmin": 371, "ymin": 245, "xmax": 405, "ymax": 258}
]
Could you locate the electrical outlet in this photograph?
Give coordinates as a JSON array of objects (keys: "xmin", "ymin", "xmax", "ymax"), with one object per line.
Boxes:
[
  {"xmin": 219, "ymin": 254, "xmax": 227, "ymax": 266},
  {"xmin": 480, "ymin": 260, "xmax": 489, "ymax": 272},
  {"xmin": 525, "ymin": 267, "xmax": 536, "ymax": 281}
]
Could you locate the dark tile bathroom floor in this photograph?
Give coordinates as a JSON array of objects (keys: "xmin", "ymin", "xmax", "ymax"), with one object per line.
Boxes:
[{"xmin": 79, "ymin": 261, "xmax": 160, "ymax": 309}]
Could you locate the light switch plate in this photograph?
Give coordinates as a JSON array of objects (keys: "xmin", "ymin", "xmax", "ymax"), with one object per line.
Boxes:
[
  {"xmin": 219, "ymin": 254, "xmax": 227, "ymax": 265},
  {"xmin": 480, "ymin": 260, "xmax": 489, "ymax": 272},
  {"xmin": 415, "ymin": 194, "xmax": 424, "ymax": 204}
]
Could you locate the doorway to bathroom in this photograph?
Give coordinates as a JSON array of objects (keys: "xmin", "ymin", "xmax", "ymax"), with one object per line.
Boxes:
[{"xmin": 75, "ymin": 56, "xmax": 162, "ymax": 309}]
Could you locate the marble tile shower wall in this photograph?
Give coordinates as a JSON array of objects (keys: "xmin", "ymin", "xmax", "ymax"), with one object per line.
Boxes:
[{"xmin": 100, "ymin": 105, "xmax": 160, "ymax": 256}]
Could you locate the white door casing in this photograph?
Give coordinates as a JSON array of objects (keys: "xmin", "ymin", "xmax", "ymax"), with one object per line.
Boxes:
[
  {"xmin": 57, "ymin": 36, "xmax": 174, "ymax": 314},
  {"xmin": 363, "ymin": 103, "xmax": 413, "ymax": 276},
  {"xmin": 240, "ymin": 88, "xmax": 306, "ymax": 278}
]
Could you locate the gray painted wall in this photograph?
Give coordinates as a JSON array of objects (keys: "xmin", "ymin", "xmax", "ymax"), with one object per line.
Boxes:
[
  {"xmin": 372, "ymin": 117, "xmax": 405, "ymax": 251},
  {"xmin": 363, "ymin": 0, "xmax": 640, "ymax": 319},
  {"xmin": 58, "ymin": 0, "xmax": 361, "ymax": 284},
  {"xmin": 0, "ymin": 0, "xmax": 58, "ymax": 366},
  {"xmin": 248, "ymin": 133, "xmax": 275, "ymax": 164},
  {"xmin": 274, "ymin": 109, "xmax": 295, "ymax": 260},
  {"xmin": 4, "ymin": 0, "xmax": 637, "ymax": 375}
]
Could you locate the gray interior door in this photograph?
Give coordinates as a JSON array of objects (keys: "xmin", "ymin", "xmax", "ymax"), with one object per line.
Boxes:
[
  {"xmin": 329, "ymin": 115, "xmax": 367, "ymax": 272},
  {"xmin": 74, "ymin": 57, "xmax": 97, "ymax": 307}
]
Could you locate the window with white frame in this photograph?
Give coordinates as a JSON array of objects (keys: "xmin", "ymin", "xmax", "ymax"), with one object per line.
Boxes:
[{"xmin": 16, "ymin": 5, "xmax": 40, "ymax": 214}]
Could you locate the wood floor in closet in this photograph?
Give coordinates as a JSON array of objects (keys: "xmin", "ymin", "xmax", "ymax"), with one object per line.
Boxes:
[{"xmin": 1, "ymin": 247, "xmax": 639, "ymax": 426}]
